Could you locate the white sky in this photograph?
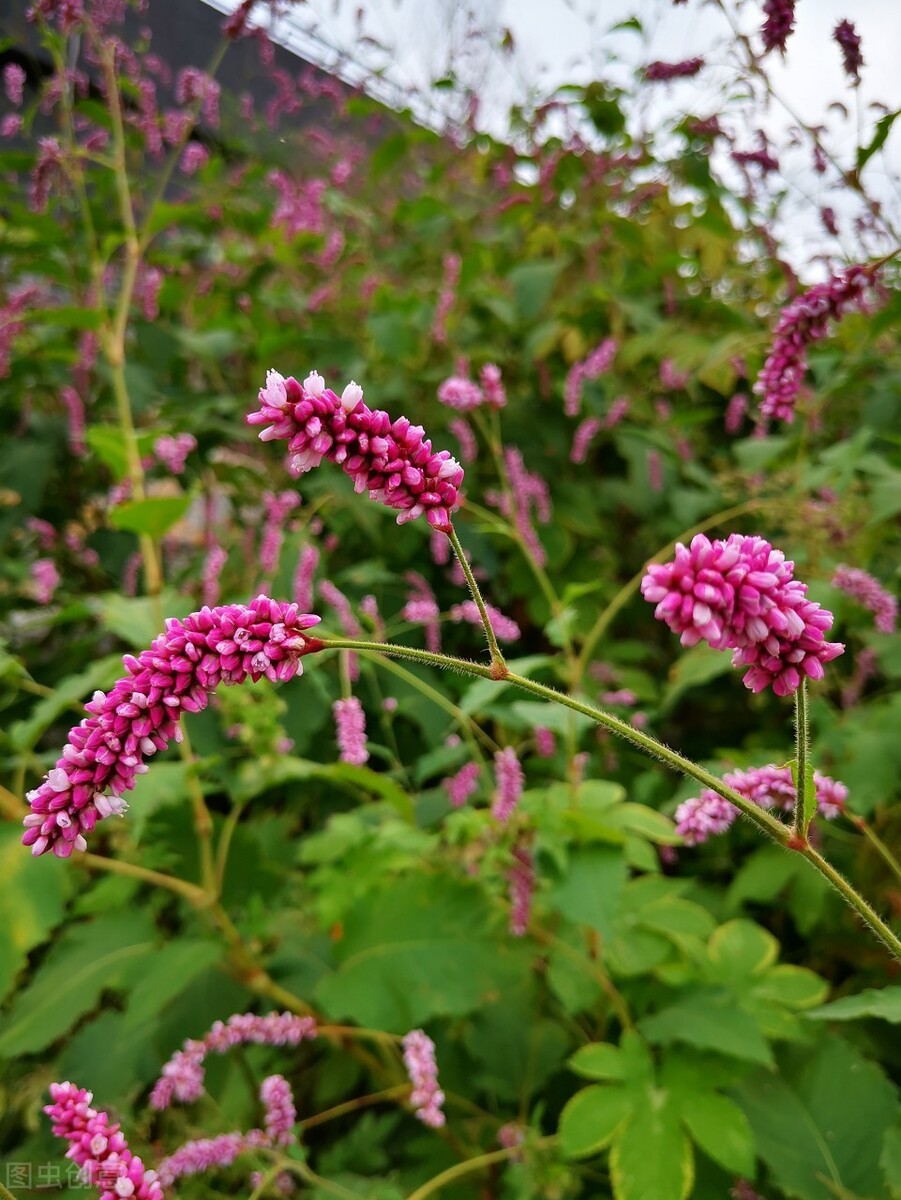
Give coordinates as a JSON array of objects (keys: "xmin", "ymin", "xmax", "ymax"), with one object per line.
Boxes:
[{"xmin": 202, "ymin": 0, "xmax": 901, "ymax": 270}]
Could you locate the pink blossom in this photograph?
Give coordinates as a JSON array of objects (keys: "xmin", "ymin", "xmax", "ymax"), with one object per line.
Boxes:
[
  {"xmin": 499, "ymin": 446, "xmax": 550, "ymax": 566},
  {"xmin": 402, "ymin": 1030, "xmax": 445, "ymax": 1128},
  {"xmin": 437, "ymin": 375, "xmax": 483, "ymax": 412},
  {"xmin": 761, "ymin": 0, "xmax": 796, "ymax": 53},
  {"xmin": 444, "ymin": 761, "xmax": 480, "ymax": 808},
  {"xmin": 834, "ymin": 19, "xmax": 863, "ymax": 81},
  {"xmin": 151, "ymin": 1012, "xmax": 317, "ymax": 1111},
  {"xmin": 498, "ymin": 1123, "xmax": 525, "ymax": 1150},
  {"xmin": 725, "ymin": 393, "xmax": 748, "ymax": 434},
  {"xmin": 676, "ymin": 764, "xmax": 847, "ymax": 844},
  {"xmin": 570, "ymin": 417, "xmax": 601, "ymax": 464},
  {"xmin": 641, "ymin": 533, "xmax": 843, "ymax": 696},
  {"xmin": 260, "ymin": 1075, "xmax": 296, "ymax": 1146},
  {"xmin": 175, "ymin": 68, "xmax": 220, "ymax": 127},
  {"xmin": 268, "ymin": 171, "xmax": 326, "ymax": 236},
  {"xmin": 1, "ymin": 113, "xmax": 22, "ymax": 137},
  {"xmin": 23, "ymin": 598, "xmax": 322, "ymax": 857},
  {"xmin": 432, "ymin": 252, "xmax": 461, "ymax": 345},
  {"xmin": 44, "ymin": 1081, "xmax": 163, "ymax": 1200},
  {"xmin": 259, "ymin": 490, "xmax": 301, "ymax": 578},
  {"xmin": 450, "ymin": 599, "xmax": 520, "ymax": 643},
  {"xmin": 136, "ymin": 266, "xmax": 164, "ymax": 321},
  {"xmin": 3, "ymin": 63, "xmax": 26, "ymax": 106},
  {"xmin": 644, "ymin": 58, "xmax": 705, "ymax": 82},
  {"xmin": 603, "ymin": 396, "xmax": 630, "ymax": 428},
  {"xmin": 333, "ymin": 696, "xmax": 368, "ymax": 766},
  {"xmin": 534, "ymin": 726, "xmax": 556, "ymax": 758},
  {"xmin": 448, "ymin": 417, "xmax": 478, "ymax": 463},
  {"xmin": 154, "ymin": 433, "xmax": 196, "ymax": 475},
  {"xmin": 158, "ymin": 1131, "xmax": 268, "ymax": 1186},
  {"xmin": 659, "ymin": 358, "xmax": 689, "ymax": 390},
  {"xmin": 754, "ymin": 265, "xmax": 875, "ymax": 423},
  {"xmin": 492, "ymin": 747, "xmax": 523, "ymax": 823},
  {"xmin": 402, "ymin": 572, "xmax": 441, "ymax": 654},
  {"xmin": 180, "ymin": 143, "xmax": 209, "ymax": 175},
  {"xmin": 248, "ymin": 370, "xmax": 463, "ymax": 532},
  {"xmin": 292, "ymin": 544, "xmax": 319, "ymax": 612},
  {"xmin": 564, "ymin": 337, "xmax": 617, "ymax": 416},
  {"xmin": 832, "ymin": 565, "xmax": 897, "ymax": 634},
  {"xmin": 200, "ymin": 545, "xmax": 227, "ymax": 607},
  {"xmin": 647, "ymin": 449, "xmax": 664, "ymax": 492},
  {"xmin": 732, "ymin": 145, "xmax": 779, "ymax": 173},
  {"xmin": 31, "ymin": 558, "xmax": 60, "ymax": 604},
  {"xmin": 479, "ymin": 363, "xmax": 507, "ymax": 408},
  {"xmin": 601, "ymin": 689, "xmax": 637, "ymax": 706},
  {"xmin": 508, "ymin": 841, "xmax": 534, "ymax": 936},
  {"xmin": 31, "ymin": 136, "xmax": 63, "ymax": 211}
]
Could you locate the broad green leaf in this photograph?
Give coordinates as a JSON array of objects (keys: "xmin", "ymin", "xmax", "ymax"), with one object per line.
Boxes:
[
  {"xmin": 95, "ymin": 590, "xmax": 183, "ymax": 648},
  {"xmin": 569, "ymin": 1042, "xmax": 626, "ymax": 1081},
  {"xmin": 662, "ymin": 643, "xmax": 733, "ymax": 709},
  {"xmin": 548, "ymin": 846, "xmax": 628, "ymax": 939},
  {"xmin": 610, "ymin": 1093, "xmax": 694, "ymax": 1200},
  {"xmin": 559, "ymin": 1085, "xmax": 633, "ymax": 1159},
  {"xmin": 857, "ymin": 108, "xmax": 900, "ymax": 171},
  {"xmin": 707, "ymin": 920, "xmax": 778, "ymax": 980},
  {"xmin": 735, "ymin": 1035, "xmax": 899, "ymax": 1200},
  {"xmin": 807, "ymin": 986, "xmax": 901, "ymax": 1024},
  {"xmin": 9, "ymin": 655, "xmax": 122, "ymax": 750},
  {"xmin": 86, "ymin": 426, "xmax": 156, "ymax": 480},
  {"xmin": 883, "ymin": 1125, "xmax": 901, "ymax": 1199},
  {"xmin": 751, "ymin": 965, "xmax": 828, "ymax": 1011},
  {"xmin": 508, "ymin": 260, "xmax": 565, "ymax": 324},
  {"xmin": 126, "ymin": 762, "xmax": 193, "ymax": 841},
  {"xmin": 680, "ymin": 1091, "xmax": 755, "ymax": 1177},
  {"xmin": 110, "ymin": 494, "xmax": 193, "ymax": 538},
  {"xmin": 0, "ymin": 911, "xmax": 156, "ymax": 1056},
  {"xmin": 314, "ymin": 874, "xmax": 530, "ymax": 1031},
  {"xmin": 601, "ymin": 803, "xmax": 680, "ymax": 845},
  {"xmin": 231, "ymin": 755, "xmax": 413, "ymax": 819},
  {"xmin": 56, "ymin": 1010, "xmax": 160, "ymax": 1105},
  {"xmin": 124, "ymin": 938, "xmax": 223, "ymax": 1026},
  {"xmin": 0, "ymin": 825, "xmax": 71, "ymax": 1004},
  {"xmin": 639, "ymin": 988, "xmax": 774, "ymax": 1067}
]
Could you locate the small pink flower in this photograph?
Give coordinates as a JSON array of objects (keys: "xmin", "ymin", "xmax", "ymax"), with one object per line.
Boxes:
[
  {"xmin": 832, "ymin": 565, "xmax": 897, "ymax": 634},
  {"xmin": 31, "ymin": 557, "xmax": 60, "ymax": 604},
  {"xmin": 761, "ymin": 0, "xmax": 796, "ymax": 53},
  {"xmin": 479, "ymin": 363, "xmax": 507, "ymax": 408},
  {"xmin": 644, "ymin": 57, "xmax": 705, "ymax": 81},
  {"xmin": 450, "ymin": 599, "xmax": 520, "ymax": 643},
  {"xmin": 154, "ymin": 433, "xmax": 196, "ymax": 475},
  {"xmin": 180, "ymin": 143, "xmax": 209, "ymax": 175},
  {"xmin": 260, "ymin": 1075, "xmax": 296, "ymax": 1146},
  {"xmin": 444, "ymin": 761, "xmax": 480, "ymax": 808},
  {"xmin": 437, "ymin": 375, "xmax": 483, "ymax": 412},
  {"xmin": 834, "ymin": 19, "xmax": 863, "ymax": 81},
  {"xmin": 492, "ymin": 747, "xmax": 523, "ymax": 823},
  {"xmin": 508, "ymin": 840, "xmax": 534, "ymax": 936},
  {"xmin": 534, "ymin": 727, "xmax": 556, "ymax": 758},
  {"xmin": 570, "ymin": 417, "xmax": 601, "ymax": 464},
  {"xmin": 402, "ymin": 1030, "xmax": 445, "ymax": 1128},
  {"xmin": 333, "ymin": 696, "xmax": 368, "ymax": 766},
  {"xmin": 3, "ymin": 63, "xmax": 26, "ymax": 106}
]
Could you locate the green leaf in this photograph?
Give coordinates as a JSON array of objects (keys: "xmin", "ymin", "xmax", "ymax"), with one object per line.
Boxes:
[
  {"xmin": 857, "ymin": 108, "xmax": 900, "ymax": 172},
  {"xmin": 126, "ymin": 762, "xmax": 193, "ymax": 841},
  {"xmin": 313, "ymin": 874, "xmax": 530, "ymax": 1031},
  {"xmin": 639, "ymin": 987, "xmax": 774, "ymax": 1067},
  {"xmin": 0, "ymin": 826, "xmax": 71, "ymax": 1004},
  {"xmin": 610, "ymin": 1093, "xmax": 694, "ymax": 1200},
  {"xmin": 882, "ymin": 1125, "xmax": 901, "ymax": 1199},
  {"xmin": 9, "ymin": 655, "xmax": 123, "ymax": 750},
  {"xmin": 559, "ymin": 1084, "xmax": 634, "ymax": 1159},
  {"xmin": 548, "ymin": 846, "xmax": 628, "ymax": 939},
  {"xmin": 662, "ymin": 643, "xmax": 733, "ymax": 709},
  {"xmin": 807, "ymin": 986, "xmax": 901, "ymax": 1024},
  {"xmin": 508, "ymin": 260, "xmax": 566, "ymax": 324},
  {"xmin": 707, "ymin": 920, "xmax": 778, "ymax": 980},
  {"xmin": 95, "ymin": 589, "xmax": 184, "ymax": 648},
  {"xmin": 751, "ymin": 965, "xmax": 828, "ymax": 1011},
  {"xmin": 86, "ymin": 426, "xmax": 155, "ymax": 480},
  {"xmin": 680, "ymin": 1091, "xmax": 755, "ymax": 1177},
  {"xmin": 124, "ymin": 938, "xmax": 223, "ymax": 1027},
  {"xmin": 0, "ymin": 911, "xmax": 156, "ymax": 1056},
  {"xmin": 569, "ymin": 1042, "xmax": 626, "ymax": 1081},
  {"xmin": 601, "ymin": 803, "xmax": 680, "ymax": 844},
  {"xmin": 790, "ymin": 753, "xmax": 816, "ymax": 839},
  {"xmin": 110, "ymin": 494, "xmax": 193, "ymax": 538},
  {"xmin": 735, "ymin": 1035, "xmax": 900, "ymax": 1200}
]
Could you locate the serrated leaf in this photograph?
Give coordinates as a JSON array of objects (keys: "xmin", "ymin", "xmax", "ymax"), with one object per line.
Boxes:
[
  {"xmin": 0, "ymin": 826, "xmax": 71, "ymax": 1004},
  {"xmin": 807, "ymin": 986, "xmax": 901, "ymax": 1024},
  {"xmin": 559, "ymin": 1084, "xmax": 634, "ymax": 1158},
  {"xmin": 0, "ymin": 911, "xmax": 156, "ymax": 1056},
  {"xmin": 110, "ymin": 494, "xmax": 193, "ymax": 538},
  {"xmin": 569, "ymin": 1042, "xmax": 626, "ymax": 1081},
  {"xmin": 679, "ymin": 1091, "xmax": 755, "ymax": 1176}
]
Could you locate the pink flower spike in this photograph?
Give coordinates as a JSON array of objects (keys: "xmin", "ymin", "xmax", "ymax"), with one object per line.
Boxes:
[
  {"xmin": 260, "ymin": 1075, "xmax": 296, "ymax": 1146},
  {"xmin": 402, "ymin": 1030, "xmax": 445, "ymax": 1128},
  {"xmin": 443, "ymin": 761, "xmax": 480, "ymax": 808},
  {"xmin": 492, "ymin": 747, "xmax": 523, "ymax": 823},
  {"xmin": 44, "ymin": 1081, "xmax": 164, "ymax": 1200},
  {"xmin": 248, "ymin": 370, "xmax": 463, "ymax": 532},
  {"xmin": 23, "ymin": 598, "xmax": 322, "ymax": 857},
  {"xmin": 333, "ymin": 696, "xmax": 368, "ymax": 766},
  {"xmin": 832, "ymin": 565, "xmax": 897, "ymax": 634},
  {"xmin": 508, "ymin": 840, "xmax": 534, "ymax": 936}
]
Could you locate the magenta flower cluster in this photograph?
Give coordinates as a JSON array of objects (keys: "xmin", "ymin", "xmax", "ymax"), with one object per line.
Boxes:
[
  {"xmin": 754, "ymin": 264, "xmax": 873, "ymax": 422},
  {"xmin": 443, "ymin": 761, "xmax": 480, "ymax": 808},
  {"xmin": 437, "ymin": 364, "xmax": 507, "ymax": 412},
  {"xmin": 675, "ymin": 763, "xmax": 847, "ymax": 845},
  {"xmin": 333, "ymin": 696, "xmax": 369, "ymax": 766},
  {"xmin": 23, "ymin": 598, "xmax": 321, "ymax": 857},
  {"xmin": 834, "ymin": 18, "xmax": 863, "ymax": 80},
  {"xmin": 45, "ymin": 1082, "xmax": 163, "ymax": 1200},
  {"xmin": 641, "ymin": 533, "xmax": 843, "ymax": 697},
  {"xmin": 508, "ymin": 841, "xmax": 534, "ymax": 936},
  {"xmin": 151, "ymin": 1011, "xmax": 317, "ymax": 1111},
  {"xmin": 832, "ymin": 565, "xmax": 897, "ymax": 634},
  {"xmin": 564, "ymin": 337, "xmax": 618, "ymax": 417},
  {"xmin": 248, "ymin": 370, "xmax": 463, "ymax": 532},
  {"xmin": 761, "ymin": 0, "xmax": 796, "ymax": 53},
  {"xmin": 643, "ymin": 57, "xmax": 705, "ymax": 82},
  {"xmin": 402, "ymin": 1030, "xmax": 445, "ymax": 1128},
  {"xmin": 492, "ymin": 746, "xmax": 524, "ymax": 822}
]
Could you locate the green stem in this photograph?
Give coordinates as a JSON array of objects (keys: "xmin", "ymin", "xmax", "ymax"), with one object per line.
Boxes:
[
  {"xmin": 793, "ymin": 680, "xmax": 811, "ymax": 842},
  {"xmin": 297, "ymin": 1083, "xmax": 410, "ymax": 1131},
  {"xmin": 405, "ymin": 1138, "xmax": 556, "ymax": 1200},
  {"xmin": 447, "ymin": 525, "xmax": 506, "ymax": 675},
  {"xmin": 78, "ymin": 852, "xmax": 210, "ymax": 907},
  {"xmin": 800, "ymin": 844, "xmax": 901, "ymax": 959},
  {"xmin": 848, "ymin": 815, "xmax": 901, "ymax": 887},
  {"xmin": 0, "ymin": 1182, "xmax": 18, "ymax": 1200}
]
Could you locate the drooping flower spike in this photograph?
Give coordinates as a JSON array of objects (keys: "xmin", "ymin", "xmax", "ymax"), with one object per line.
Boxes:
[
  {"xmin": 23, "ymin": 598, "xmax": 321, "ymax": 857},
  {"xmin": 248, "ymin": 370, "xmax": 464, "ymax": 532},
  {"xmin": 642, "ymin": 533, "xmax": 843, "ymax": 697}
]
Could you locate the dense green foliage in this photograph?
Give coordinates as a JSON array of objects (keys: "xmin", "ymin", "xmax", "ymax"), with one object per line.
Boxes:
[{"xmin": 1, "ymin": 5, "xmax": 900, "ymax": 1198}]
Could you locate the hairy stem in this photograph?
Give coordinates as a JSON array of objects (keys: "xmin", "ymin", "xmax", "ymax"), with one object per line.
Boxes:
[
  {"xmin": 404, "ymin": 1137, "xmax": 556, "ymax": 1200},
  {"xmin": 447, "ymin": 525, "xmax": 506, "ymax": 675},
  {"xmin": 793, "ymin": 680, "xmax": 811, "ymax": 841}
]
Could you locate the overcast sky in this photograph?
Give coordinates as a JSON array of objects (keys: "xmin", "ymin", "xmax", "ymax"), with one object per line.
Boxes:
[{"xmin": 202, "ymin": 0, "xmax": 901, "ymax": 271}]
